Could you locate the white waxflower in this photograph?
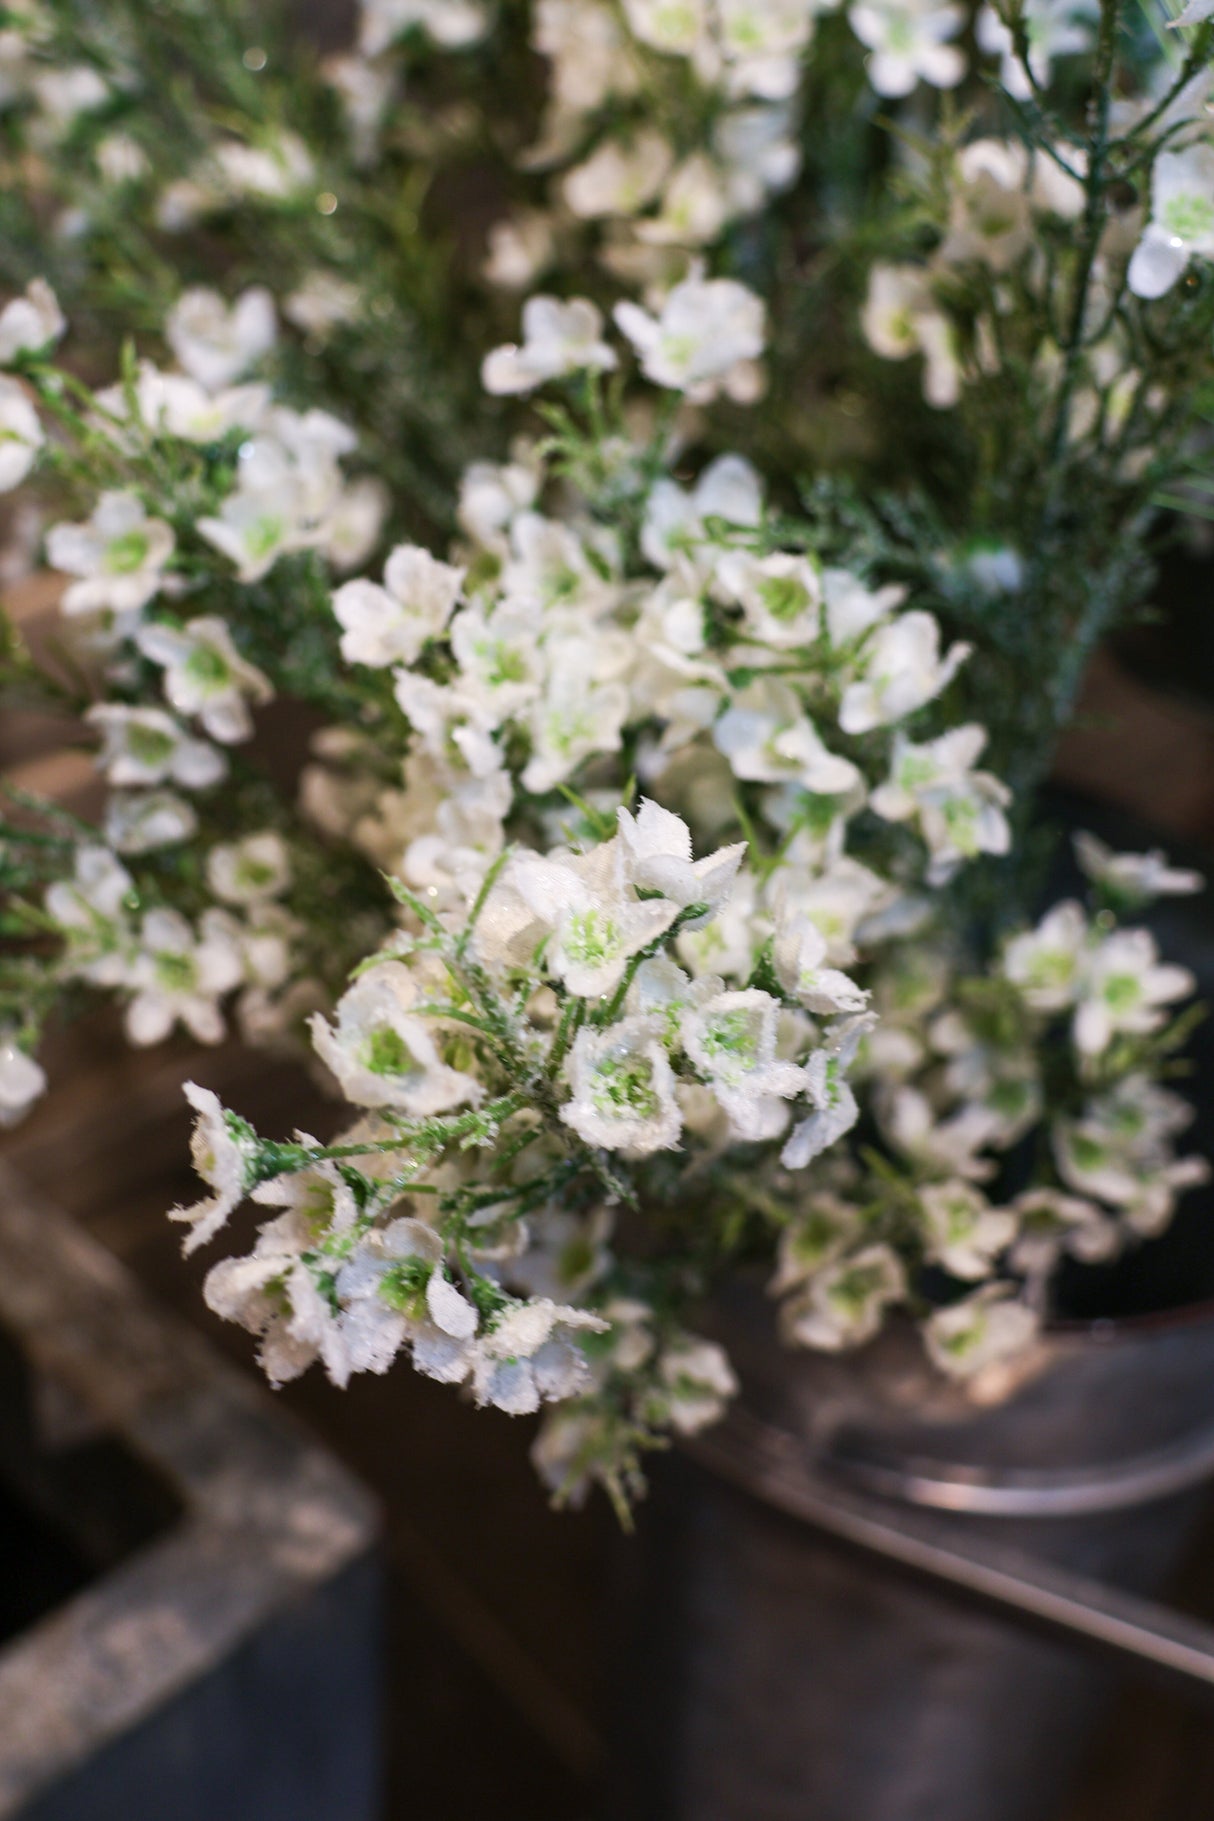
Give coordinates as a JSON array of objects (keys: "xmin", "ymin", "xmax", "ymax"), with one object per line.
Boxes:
[
  {"xmin": 563, "ymin": 132, "xmax": 673, "ymax": 218},
  {"xmin": 849, "ymin": 0, "xmax": 965, "ymax": 97},
  {"xmin": 135, "ymin": 615, "xmax": 273, "ymax": 744},
  {"xmin": 715, "ymin": 680, "xmax": 863, "ymax": 796},
  {"xmin": 870, "ymin": 725, "xmax": 1011, "ymax": 883},
  {"xmin": 523, "ymin": 675, "xmax": 633, "ymax": 794},
  {"xmin": 533, "ymin": 0, "xmax": 639, "ymax": 115},
  {"xmin": 359, "ymin": 0, "xmax": 489, "ymax": 53},
  {"xmin": 718, "ymin": 0, "xmax": 817, "ymax": 98},
  {"xmin": 106, "ymin": 365, "xmax": 271, "ymax": 444},
  {"xmin": 882, "ymin": 1085, "xmax": 1004, "ymax": 1181},
  {"xmin": 780, "ymin": 1030, "xmax": 864, "ymax": 1168},
  {"xmin": 1054, "ymin": 1078, "xmax": 1209, "ymax": 1234},
  {"xmin": 283, "ymin": 271, "xmax": 363, "ymax": 339},
  {"xmin": 1073, "ymin": 832, "xmax": 1204, "ymax": 907},
  {"xmin": 616, "ymin": 799, "xmax": 746, "ymax": 924},
  {"xmin": 682, "ymin": 987, "xmax": 806, "ymax": 1140},
  {"xmin": 924, "ymin": 1285, "xmax": 1039, "ymax": 1378},
  {"xmin": 1073, "ymin": 928, "xmax": 1194, "ymax": 1057},
  {"xmin": 781, "ymin": 1244, "xmax": 906, "ymax": 1350},
  {"xmin": 449, "ymin": 600, "xmax": 545, "ymax": 727},
  {"xmin": 482, "ymin": 296, "xmax": 618, "ymax": 395},
  {"xmin": 1002, "ymin": 899, "xmax": 1088, "ymax": 1010},
  {"xmin": 938, "ymin": 140, "xmax": 1059, "ymax": 272},
  {"xmin": 861, "ymin": 264, "xmax": 961, "ymax": 409},
  {"xmin": 715, "ymin": 549, "xmax": 823, "ymax": 647},
  {"xmin": 509, "ymin": 847, "xmax": 678, "ymax": 998},
  {"xmin": 614, "ymin": 271, "xmax": 766, "ymax": 398},
  {"xmin": 321, "ymin": 475, "xmax": 389, "ymax": 574},
  {"xmin": 677, "ymin": 868, "xmax": 762, "ymax": 980},
  {"xmin": 654, "ymin": 1336, "xmax": 739, "ymax": 1434},
  {"xmin": 919, "ymin": 1180, "xmax": 1017, "ymax": 1280},
  {"xmin": 640, "ymin": 452, "xmax": 763, "ymax": 571},
  {"xmin": 309, "ymin": 964, "xmax": 484, "ymax": 1114},
  {"xmin": 45, "ymin": 845, "xmax": 136, "ymax": 988},
  {"xmin": 622, "ymin": 0, "xmax": 713, "ymax": 56},
  {"xmin": 823, "ymin": 567, "xmax": 907, "ymax": 645},
  {"xmin": 206, "ymin": 832, "xmax": 291, "ymax": 906},
  {"xmin": 1128, "ymin": 145, "xmax": 1214, "ymax": 300},
  {"xmin": 773, "ymin": 917, "xmax": 870, "ymax": 1015},
  {"xmin": 196, "ymin": 479, "xmax": 308, "ymax": 584},
  {"xmin": 0, "ymin": 1035, "xmax": 46, "ymax": 1128},
  {"xmin": 46, "ymin": 491, "xmax": 175, "ymax": 617},
  {"xmin": 471, "ymin": 1300, "xmax": 609, "ymax": 1416},
  {"xmin": 332, "ymin": 544, "xmax": 464, "ymax": 667},
  {"xmin": 125, "ymin": 908, "xmax": 245, "ymax": 1046},
  {"xmin": 483, "ymin": 211, "xmax": 557, "ymax": 290},
  {"xmin": 561, "ymin": 1016, "xmax": 683, "ymax": 1156},
  {"xmin": 975, "ymin": 0, "xmax": 1097, "ymax": 99},
  {"xmin": 1009, "ymin": 1188, "xmax": 1116, "ymax": 1279},
  {"xmin": 0, "ymin": 376, "xmax": 43, "ymax": 489},
  {"xmin": 0, "ymin": 277, "xmax": 64, "ymax": 363},
  {"xmin": 86, "ymin": 705, "xmax": 226, "ymax": 790},
  {"xmin": 838, "ymin": 612, "xmax": 971, "ymax": 735},
  {"xmin": 771, "ymin": 1193, "xmax": 863, "ymax": 1293},
  {"xmin": 169, "ymin": 1081, "xmax": 260, "ymax": 1252},
  {"xmin": 104, "ymin": 790, "xmax": 199, "ymax": 855},
  {"xmin": 637, "ymin": 153, "xmax": 732, "ymax": 247},
  {"xmin": 165, "ymin": 286, "xmax": 277, "ymax": 391},
  {"xmin": 715, "ymin": 103, "xmax": 802, "ymax": 208}
]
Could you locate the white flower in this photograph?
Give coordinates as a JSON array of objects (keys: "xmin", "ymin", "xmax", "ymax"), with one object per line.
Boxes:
[
  {"xmin": 85, "ymin": 705, "xmax": 226, "ymax": 789},
  {"xmin": 623, "ymin": 0, "xmax": 713, "ymax": 56},
  {"xmin": 780, "ymin": 1034, "xmax": 863, "ymax": 1168},
  {"xmin": 919, "ymin": 1180, "xmax": 1017, "ymax": 1279},
  {"xmin": 309, "ymin": 963, "xmax": 484, "ymax": 1113},
  {"xmin": 616, "ymin": 799, "xmax": 746, "ymax": 923},
  {"xmin": 0, "ymin": 277, "xmax": 64, "ymax": 363},
  {"xmin": 332, "ymin": 544, "xmax": 464, "ymax": 667},
  {"xmin": 1072, "ymin": 928, "xmax": 1194, "ymax": 1057},
  {"xmin": 773, "ymin": 916, "xmax": 870, "ymax": 1015},
  {"xmin": 682, "ymin": 987, "xmax": 806, "ymax": 1140},
  {"xmin": 561, "ymin": 1016, "xmax": 683, "ymax": 1155},
  {"xmin": 614, "ymin": 271, "xmax": 766, "ymax": 398},
  {"xmin": 639, "ymin": 153, "xmax": 732, "ymax": 246},
  {"xmin": 134, "ymin": 614, "xmax": 273, "ymax": 743},
  {"xmin": 1128, "ymin": 145, "xmax": 1214, "ymax": 300},
  {"xmin": 510, "ymin": 847, "xmax": 678, "ymax": 997},
  {"xmin": 563, "ymin": 132, "xmax": 673, "ymax": 217},
  {"xmin": 206, "ymin": 832, "xmax": 291, "ymax": 905},
  {"xmin": 861, "ymin": 264, "xmax": 961, "ymax": 408},
  {"xmin": 45, "ymin": 845, "xmax": 136, "ymax": 988},
  {"xmin": 849, "ymin": 0, "xmax": 965, "ymax": 96},
  {"xmin": 1009, "ymin": 1188, "xmax": 1116, "ymax": 1278},
  {"xmin": 471, "ymin": 1299, "xmax": 609, "ymax": 1416},
  {"xmin": 715, "ymin": 680, "xmax": 863, "ymax": 794},
  {"xmin": 771, "ymin": 1193, "xmax": 863, "ymax": 1292},
  {"xmin": 284, "ymin": 271, "xmax": 363, "ymax": 339},
  {"xmin": 483, "ymin": 211, "xmax": 557, "ymax": 290},
  {"xmin": 653, "ymin": 1336, "xmax": 738, "ymax": 1434},
  {"xmin": 975, "ymin": 0, "xmax": 1097, "ymax": 99},
  {"xmin": 870, "ymin": 725, "xmax": 1011, "ymax": 882},
  {"xmin": 125, "ymin": 907, "xmax": 245, "ymax": 1045},
  {"xmin": 321, "ymin": 475, "xmax": 389, "ymax": 573},
  {"xmin": 823, "ymin": 567, "xmax": 906, "ymax": 645},
  {"xmin": 0, "ymin": 376, "xmax": 42, "ymax": 490},
  {"xmin": 1054, "ymin": 1077, "xmax": 1209, "ymax": 1234},
  {"xmin": 718, "ymin": 0, "xmax": 817, "ymax": 98},
  {"xmin": 0, "ymin": 1035, "xmax": 46, "ymax": 1128},
  {"xmin": 716, "ymin": 549, "xmax": 823, "ymax": 647},
  {"xmin": 781, "ymin": 1244, "xmax": 906, "ymax": 1350},
  {"xmin": 165, "ymin": 286, "xmax": 277, "ymax": 391},
  {"xmin": 104, "ymin": 789, "xmax": 199, "ymax": 854},
  {"xmin": 109, "ymin": 366, "xmax": 271, "ymax": 443},
  {"xmin": 169, "ymin": 1081, "xmax": 259, "ymax": 1253},
  {"xmin": 482, "ymin": 296, "xmax": 617, "ymax": 395},
  {"xmin": 924, "ymin": 1285, "xmax": 1038, "ymax": 1378},
  {"xmin": 1073, "ymin": 832, "xmax": 1204, "ymax": 907},
  {"xmin": 641, "ymin": 451, "xmax": 763, "ymax": 571},
  {"xmin": 196, "ymin": 481, "xmax": 306, "ymax": 583},
  {"xmin": 881, "ymin": 1084, "xmax": 1004, "ymax": 1180},
  {"xmin": 359, "ymin": 0, "xmax": 489, "ymax": 53},
  {"xmin": 1002, "ymin": 899, "xmax": 1088, "ymax": 1009},
  {"xmin": 838, "ymin": 612, "xmax": 971, "ymax": 734},
  {"xmin": 46, "ymin": 491, "xmax": 175, "ymax": 617}
]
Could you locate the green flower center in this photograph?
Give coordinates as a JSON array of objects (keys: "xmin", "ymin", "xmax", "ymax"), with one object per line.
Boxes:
[
  {"xmin": 127, "ymin": 723, "xmax": 176, "ymax": 769},
  {"xmin": 185, "ymin": 645, "xmax": 232, "ymax": 690},
  {"xmin": 154, "ymin": 949, "xmax": 197, "ymax": 993},
  {"xmin": 564, "ymin": 909, "xmax": 621, "ymax": 967},
  {"xmin": 1161, "ymin": 193, "xmax": 1214, "ymax": 244},
  {"xmin": 105, "ymin": 530, "xmax": 151, "ymax": 574},
  {"xmin": 758, "ymin": 574, "xmax": 812, "ymax": 624},
  {"xmin": 592, "ymin": 1054, "xmax": 659, "ymax": 1119},
  {"xmin": 364, "ymin": 1024, "xmax": 420, "ymax": 1078}
]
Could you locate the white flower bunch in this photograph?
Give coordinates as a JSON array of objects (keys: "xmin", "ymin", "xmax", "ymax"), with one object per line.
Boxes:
[{"xmin": 173, "ymin": 810, "xmax": 868, "ymax": 1506}]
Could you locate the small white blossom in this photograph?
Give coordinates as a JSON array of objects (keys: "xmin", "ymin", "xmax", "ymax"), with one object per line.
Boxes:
[
  {"xmin": 482, "ymin": 296, "xmax": 617, "ymax": 395},
  {"xmin": 715, "ymin": 680, "xmax": 863, "ymax": 794},
  {"xmin": 0, "ymin": 1035, "xmax": 46, "ymax": 1128},
  {"xmin": 781, "ymin": 1243, "xmax": 906, "ymax": 1349},
  {"xmin": 716, "ymin": 549, "xmax": 823, "ymax": 647},
  {"xmin": 309, "ymin": 963, "xmax": 484, "ymax": 1114},
  {"xmin": 773, "ymin": 917, "xmax": 870, "ymax": 1015},
  {"xmin": 1128, "ymin": 145, "xmax": 1214, "ymax": 300},
  {"xmin": 0, "ymin": 376, "xmax": 43, "ymax": 490},
  {"xmin": 206, "ymin": 832, "xmax": 291, "ymax": 906},
  {"xmin": 332, "ymin": 544, "xmax": 464, "ymax": 667},
  {"xmin": 839, "ymin": 612, "xmax": 971, "ymax": 735},
  {"xmin": 104, "ymin": 790, "xmax": 199, "ymax": 854},
  {"xmin": 1002, "ymin": 899, "xmax": 1088, "ymax": 1009},
  {"xmin": 169, "ymin": 1081, "xmax": 259, "ymax": 1253},
  {"xmin": 135, "ymin": 614, "xmax": 273, "ymax": 743},
  {"xmin": 563, "ymin": 132, "xmax": 674, "ymax": 218},
  {"xmin": 45, "ymin": 845, "xmax": 136, "ymax": 988},
  {"xmin": 510, "ymin": 847, "xmax": 679, "ymax": 997},
  {"xmin": 923, "ymin": 1284, "xmax": 1039, "ymax": 1378},
  {"xmin": 682, "ymin": 987, "xmax": 806, "ymax": 1140},
  {"xmin": 471, "ymin": 1299, "xmax": 609, "ymax": 1416},
  {"xmin": 359, "ymin": 0, "xmax": 489, "ymax": 53},
  {"xmin": 849, "ymin": 0, "xmax": 965, "ymax": 97},
  {"xmin": 1073, "ymin": 928, "xmax": 1194, "ymax": 1057},
  {"xmin": 125, "ymin": 907, "xmax": 245, "ymax": 1046},
  {"xmin": 616, "ymin": 799, "xmax": 746, "ymax": 923},
  {"xmin": 653, "ymin": 1336, "xmax": 739, "ymax": 1434},
  {"xmin": 1073, "ymin": 832, "xmax": 1204, "ymax": 907},
  {"xmin": 614, "ymin": 271, "xmax": 766, "ymax": 398},
  {"xmin": 561, "ymin": 1016, "xmax": 683, "ymax": 1155},
  {"xmin": 0, "ymin": 277, "xmax": 64, "ymax": 363},
  {"xmin": 47, "ymin": 491, "xmax": 175, "ymax": 617},
  {"xmin": 165, "ymin": 286, "xmax": 277, "ymax": 391},
  {"xmin": 919, "ymin": 1180, "xmax": 1016, "ymax": 1279},
  {"xmin": 861, "ymin": 264, "xmax": 961, "ymax": 409},
  {"xmin": 870, "ymin": 725, "xmax": 1011, "ymax": 883},
  {"xmin": 86, "ymin": 705, "xmax": 226, "ymax": 790},
  {"xmin": 975, "ymin": 0, "xmax": 1097, "ymax": 99}
]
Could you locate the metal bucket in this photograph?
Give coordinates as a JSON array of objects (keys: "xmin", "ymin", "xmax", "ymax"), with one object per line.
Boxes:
[{"xmin": 606, "ymin": 1292, "xmax": 1214, "ymax": 1821}]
